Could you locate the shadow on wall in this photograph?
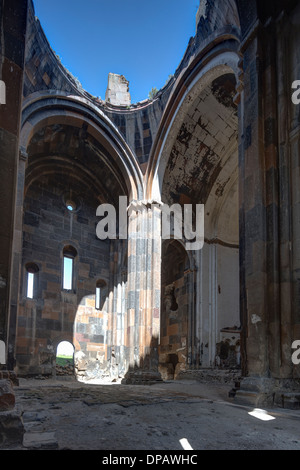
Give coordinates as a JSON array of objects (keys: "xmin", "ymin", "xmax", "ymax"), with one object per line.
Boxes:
[
  {"xmin": 159, "ymin": 240, "xmax": 190, "ymax": 380},
  {"xmin": 17, "ymin": 235, "xmax": 129, "ymax": 382},
  {"xmin": 16, "ymin": 274, "xmax": 115, "ymax": 378},
  {"xmin": 16, "ymin": 165, "xmax": 131, "ymax": 381}
]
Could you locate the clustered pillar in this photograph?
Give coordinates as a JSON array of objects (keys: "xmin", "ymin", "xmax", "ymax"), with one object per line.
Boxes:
[{"xmin": 123, "ymin": 201, "xmax": 162, "ymax": 383}]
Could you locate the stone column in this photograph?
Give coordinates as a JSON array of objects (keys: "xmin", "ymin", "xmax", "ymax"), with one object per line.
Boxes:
[
  {"xmin": 274, "ymin": 14, "xmax": 293, "ymax": 380},
  {"xmin": 236, "ymin": 14, "xmax": 300, "ymax": 407},
  {"xmin": 0, "ymin": 0, "xmax": 28, "ymax": 368},
  {"xmin": 237, "ymin": 22, "xmax": 276, "ymax": 404},
  {"xmin": 123, "ymin": 200, "xmax": 162, "ymax": 384},
  {"xmin": 6, "ymin": 150, "xmax": 27, "ymax": 370}
]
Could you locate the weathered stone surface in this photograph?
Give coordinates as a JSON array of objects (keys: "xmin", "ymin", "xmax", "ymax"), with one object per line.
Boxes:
[
  {"xmin": 0, "ymin": 410, "xmax": 24, "ymax": 447},
  {"xmin": 2, "ymin": 0, "xmax": 300, "ymax": 411},
  {"xmin": 0, "ymin": 380, "xmax": 15, "ymax": 411},
  {"xmin": 23, "ymin": 431, "xmax": 58, "ymax": 449},
  {"xmin": 0, "ymin": 371, "xmax": 19, "ymax": 386},
  {"xmin": 158, "ymin": 363, "xmax": 174, "ymax": 381},
  {"xmin": 105, "ymin": 73, "xmax": 131, "ymax": 106}
]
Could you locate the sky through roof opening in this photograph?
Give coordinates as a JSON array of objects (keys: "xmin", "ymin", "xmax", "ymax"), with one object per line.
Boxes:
[{"xmin": 33, "ymin": 0, "xmax": 199, "ymax": 103}]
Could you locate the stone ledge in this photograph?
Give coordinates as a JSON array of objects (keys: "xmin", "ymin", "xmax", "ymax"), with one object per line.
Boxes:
[
  {"xmin": 122, "ymin": 370, "xmax": 163, "ymax": 385},
  {"xmin": 175, "ymin": 368, "xmax": 241, "ymax": 384},
  {"xmin": 234, "ymin": 376, "xmax": 300, "ymax": 409},
  {"xmin": 274, "ymin": 392, "xmax": 300, "ymax": 410}
]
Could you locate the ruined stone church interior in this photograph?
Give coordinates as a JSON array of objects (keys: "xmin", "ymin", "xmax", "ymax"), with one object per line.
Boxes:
[{"xmin": 0, "ymin": 0, "xmax": 300, "ymax": 451}]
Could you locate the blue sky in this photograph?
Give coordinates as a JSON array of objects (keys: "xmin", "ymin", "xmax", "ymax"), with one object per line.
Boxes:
[{"xmin": 33, "ymin": 0, "xmax": 199, "ymax": 103}]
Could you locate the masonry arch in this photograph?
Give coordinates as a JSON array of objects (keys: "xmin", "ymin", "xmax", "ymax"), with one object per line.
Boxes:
[
  {"xmin": 21, "ymin": 92, "xmax": 144, "ymax": 201},
  {"xmin": 149, "ymin": 45, "xmax": 240, "ymax": 371},
  {"xmin": 10, "ymin": 92, "xmax": 136, "ymax": 378},
  {"xmin": 145, "ymin": 46, "xmax": 240, "ymax": 203},
  {"xmin": 55, "ymin": 340, "xmax": 75, "ymax": 377}
]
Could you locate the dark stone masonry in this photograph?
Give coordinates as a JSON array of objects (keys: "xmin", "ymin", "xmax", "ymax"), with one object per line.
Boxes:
[{"xmin": 0, "ymin": 0, "xmax": 300, "ymax": 431}]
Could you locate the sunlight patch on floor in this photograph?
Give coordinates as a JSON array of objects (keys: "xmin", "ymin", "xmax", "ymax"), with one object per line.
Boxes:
[
  {"xmin": 248, "ymin": 408, "xmax": 276, "ymax": 421},
  {"xmin": 179, "ymin": 438, "xmax": 193, "ymax": 450}
]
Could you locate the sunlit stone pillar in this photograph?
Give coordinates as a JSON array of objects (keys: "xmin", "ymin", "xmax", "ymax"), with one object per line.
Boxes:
[{"xmin": 123, "ymin": 200, "xmax": 162, "ymax": 384}]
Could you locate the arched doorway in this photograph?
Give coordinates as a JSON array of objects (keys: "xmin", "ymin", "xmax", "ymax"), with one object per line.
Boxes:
[
  {"xmin": 13, "ymin": 97, "xmax": 139, "ymax": 379},
  {"xmin": 56, "ymin": 341, "xmax": 75, "ymax": 377}
]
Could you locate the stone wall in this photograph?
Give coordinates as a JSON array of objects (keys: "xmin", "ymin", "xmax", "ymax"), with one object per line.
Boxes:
[
  {"xmin": 2, "ymin": 0, "xmax": 300, "ymax": 407},
  {"xmin": 0, "ymin": 0, "xmax": 28, "ymax": 368},
  {"xmin": 105, "ymin": 73, "xmax": 131, "ymax": 107},
  {"xmin": 17, "ymin": 171, "xmax": 112, "ymax": 376},
  {"xmin": 24, "ymin": 0, "xmax": 83, "ymax": 99},
  {"xmin": 103, "ymin": 88, "xmax": 172, "ymax": 173}
]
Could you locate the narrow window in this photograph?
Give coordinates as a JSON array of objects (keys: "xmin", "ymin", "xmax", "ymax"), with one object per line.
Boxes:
[
  {"xmin": 66, "ymin": 200, "xmax": 76, "ymax": 212},
  {"xmin": 27, "ymin": 272, "xmax": 34, "ymax": 298},
  {"xmin": 63, "ymin": 246, "xmax": 77, "ymax": 291},
  {"xmin": 95, "ymin": 285, "xmax": 101, "ymax": 310},
  {"xmin": 25, "ymin": 263, "xmax": 39, "ymax": 299},
  {"xmin": 63, "ymin": 256, "xmax": 73, "ymax": 290},
  {"xmin": 95, "ymin": 280, "xmax": 106, "ymax": 310}
]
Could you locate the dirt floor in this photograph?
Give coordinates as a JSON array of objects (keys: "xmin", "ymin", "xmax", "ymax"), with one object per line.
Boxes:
[{"xmin": 1, "ymin": 371, "xmax": 300, "ymax": 453}]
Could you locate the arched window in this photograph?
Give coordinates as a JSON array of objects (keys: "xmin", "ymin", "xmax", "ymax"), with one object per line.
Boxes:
[
  {"xmin": 63, "ymin": 192, "xmax": 80, "ymax": 213},
  {"xmin": 95, "ymin": 279, "xmax": 107, "ymax": 310},
  {"xmin": 66, "ymin": 200, "xmax": 77, "ymax": 212},
  {"xmin": 25, "ymin": 263, "xmax": 39, "ymax": 299},
  {"xmin": 63, "ymin": 246, "xmax": 77, "ymax": 291}
]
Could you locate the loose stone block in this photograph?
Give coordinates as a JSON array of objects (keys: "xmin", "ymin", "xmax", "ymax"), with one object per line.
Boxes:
[
  {"xmin": 23, "ymin": 431, "xmax": 58, "ymax": 449},
  {"xmin": 0, "ymin": 410, "xmax": 24, "ymax": 447},
  {"xmin": 0, "ymin": 380, "xmax": 15, "ymax": 411}
]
